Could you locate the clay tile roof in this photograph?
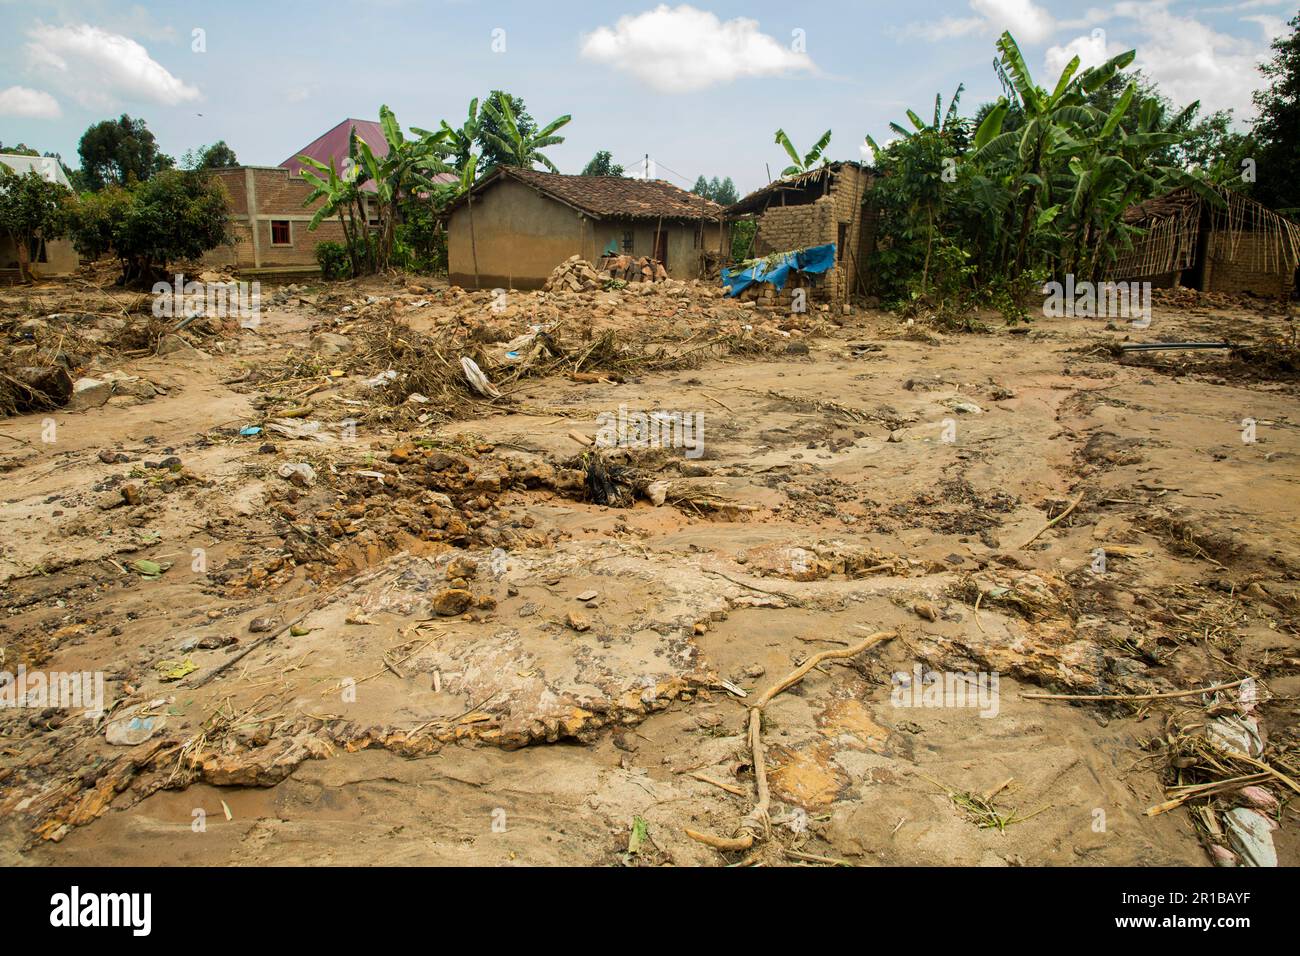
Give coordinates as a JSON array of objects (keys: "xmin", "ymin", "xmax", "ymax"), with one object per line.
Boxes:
[{"xmin": 452, "ymin": 166, "xmax": 722, "ymax": 220}]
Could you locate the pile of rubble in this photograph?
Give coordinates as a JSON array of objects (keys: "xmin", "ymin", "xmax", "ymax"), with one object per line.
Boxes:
[
  {"xmin": 598, "ymin": 253, "xmax": 669, "ymax": 284},
  {"xmin": 543, "ymin": 256, "xmax": 606, "ymax": 293},
  {"xmin": 543, "ymin": 254, "xmax": 669, "ymax": 293}
]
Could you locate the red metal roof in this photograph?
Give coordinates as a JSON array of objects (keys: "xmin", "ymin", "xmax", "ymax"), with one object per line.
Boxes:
[{"xmin": 280, "ymin": 118, "xmax": 456, "ymax": 193}]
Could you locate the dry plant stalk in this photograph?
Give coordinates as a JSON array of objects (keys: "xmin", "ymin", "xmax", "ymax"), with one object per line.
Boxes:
[{"xmin": 685, "ymin": 629, "xmax": 896, "ymax": 856}]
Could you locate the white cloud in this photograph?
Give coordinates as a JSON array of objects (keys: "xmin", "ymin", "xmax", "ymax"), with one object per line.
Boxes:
[
  {"xmin": 0, "ymin": 85, "xmax": 61, "ymax": 119},
  {"xmin": 970, "ymin": 0, "xmax": 1055, "ymax": 42},
  {"xmin": 24, "ymin": 23, "xmax": 200, "ymax": 110},
  {"xmin": 1045, "ymin": 28, "xmax": 1124, "ymax": 77},
  {"xmin": 580, "ymin": 4, "xmax": 815, "ymax": 93},
  {"xmin": 900, "ymin": 0, "xmax": 1055, "ymax": 45},
  {"xmin": 1051, "ymin": 1, "xmax": 1285, "ymax": 119}
]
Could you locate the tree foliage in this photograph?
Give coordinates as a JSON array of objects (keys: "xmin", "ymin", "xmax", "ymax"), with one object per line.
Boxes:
[
  {"xmin": 0, "ymin": 167, "xmax": 73, "ymax": 281},
  {"xmin": 865, "ymin": 30, "xmax": 1233, "ymax": 316},
  {"xmin": 479, "ymin": 92, "xmax": 570, "ymax": 173},
  {"xmin": 582, "ymin": 150, "xmax": 625, "ymax": 177},
  {"xmin": 77, "ymin": 115, "xmax": 174, "ymax": 191},
  {"xmin": 692, "ymin": 175, "xmax": 739, "ymax": 206},
  {"xmin": 1252, "ymin": 11, "xmax": 1300, "ymax": 214},
  {"xmin": 774, "ymin": 128, "xmax": 832, "ymax": 176},
  {"xmin": 183, "ymin": 140, "xmax": 239, "ymax": 170},
  {"xmin": 68, "ymin": 169, "xmax": 230, "ymax": 285}
]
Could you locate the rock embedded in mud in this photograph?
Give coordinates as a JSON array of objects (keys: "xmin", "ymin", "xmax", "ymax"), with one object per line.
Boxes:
[
  {"xmin": 431, "ymin": 588, "xmax": 473, "ymax": 616},
  {"xmin": 566, "ymin": 610, "xmax": 591, "ymax": 632},
  {"xmin": 446, "ymin": 555, "xmax": 478, "ymax": 580},
  {"xmin": 69, "ymin": 377, "xmax": 113, "ymax": 410},
  {"xmin": 248, "ymin": 616, "xmax": 278, "ymax": 633}
]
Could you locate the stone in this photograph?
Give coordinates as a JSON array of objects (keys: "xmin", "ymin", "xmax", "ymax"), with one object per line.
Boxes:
[
  {"xmin": 431, "ymin": 588, "xmax": 473, "ymax": 616},
  {"xmin": 69, "ymin": 377, "xmax": 112, "ymax": 410},
  {"xmin": 446, "ymin": 555, "xmax": 479, "ymax": 580},
  {"xmin": 156, "ymin": 333, "xmax": 205, "ymax": 357},
  {"xmin": 566, "ymin": 610, "xmax": 591, "ymax": 632}
]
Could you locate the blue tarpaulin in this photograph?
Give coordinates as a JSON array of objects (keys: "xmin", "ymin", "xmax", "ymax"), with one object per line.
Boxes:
[{"xmin": 722, "ymin": 243, "xmax": 837, "ymax": 297}]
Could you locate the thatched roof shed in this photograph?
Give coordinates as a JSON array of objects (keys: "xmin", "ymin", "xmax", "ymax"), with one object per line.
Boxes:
[{"xmin": 1110, "ymin": 184, "xmax": 1300, "ymax": 298}]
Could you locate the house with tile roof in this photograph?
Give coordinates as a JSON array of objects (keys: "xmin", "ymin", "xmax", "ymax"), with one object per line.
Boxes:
[{"xmin": 445, "ymin": 166, "xmax": 725, "ymax": 289}]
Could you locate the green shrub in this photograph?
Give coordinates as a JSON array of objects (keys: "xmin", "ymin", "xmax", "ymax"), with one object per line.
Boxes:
[{"xmin": 315, "ymin": 240, "xmax": 352, "ymax": 280}]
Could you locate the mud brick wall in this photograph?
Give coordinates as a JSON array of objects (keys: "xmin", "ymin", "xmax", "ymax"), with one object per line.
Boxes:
[
  {"xmin": 748, "ymin": 165, "xmax": 875, "ymax": 306},
  {"xmin": 1204, "ymin": 232, "xmax": 1296, "ymax": 299}
]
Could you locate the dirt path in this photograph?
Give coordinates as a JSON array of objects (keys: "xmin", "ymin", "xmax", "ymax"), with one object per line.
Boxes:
[{"xmin": 2, "ymin": 277, "xmax": 1295, "ymax": 866}]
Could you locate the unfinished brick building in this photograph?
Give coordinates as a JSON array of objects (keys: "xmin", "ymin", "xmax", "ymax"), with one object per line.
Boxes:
[
  {"xmin": 724, "ymin": 161, "xmax": 876, "ymax": 308},
  {"xmin": 203, "ymin": 118, "xmax": 453, "ymax": 277},
  {"xmin": 1111, "ymin": 185, "xmax": 1300, "ymax": 300},
  {"xmin": 202, "ymin": 165, "xmax": 347, "ymax": 275}
]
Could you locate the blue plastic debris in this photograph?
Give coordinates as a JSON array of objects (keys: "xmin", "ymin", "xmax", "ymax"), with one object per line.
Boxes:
[{"xmin": 722, "ymin": 243, "xmax": 837, "ymax": 297}]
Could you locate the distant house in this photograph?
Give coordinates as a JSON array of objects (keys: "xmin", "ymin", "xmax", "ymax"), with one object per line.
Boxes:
[
  {"xmin": 444, "ymin": 166, "xmax": 724, "ymax": 289},
  {"xmin": 724, "ymin": 162, "xmax": 876, "ymax": 308},
  {"xmin": 1111, "ymin": 185, "xmax": 1300, "ymax": 300},
  {"xmin": 0, "ymin": 153, "xmax": 80, "ymax": 279},
  {"xmin": 204, "ymin": 118, "xmax": 454, "ymax": 276}
]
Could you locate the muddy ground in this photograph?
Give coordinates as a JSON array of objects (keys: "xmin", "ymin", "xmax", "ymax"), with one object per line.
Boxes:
[{"xmin": 1, "ymin": 272, "xmax": 1296, "ymax": 866}]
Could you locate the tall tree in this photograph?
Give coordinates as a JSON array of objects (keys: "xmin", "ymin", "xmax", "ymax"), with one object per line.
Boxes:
[
  {"xmin": 712, "ymin": 177, "xmax": 739, "ymax": 206},
  {"xmin": 582, "ymin": 150, "xmax": 625, "ymax": 176},
  {"xmin": 691, "ymin": 175, "xmax": 739, "ymax": 205},
  {"xmin": 77, "ymin": 115, "xmax": 174, "ymax": 191},
  {"xmin": 475, "ymin": 91, "xmax": 536, "ymax": 172},
  {"xmin": 1252, "ymin": 11, "xmax": 1300, "ymax": 213},
  {"xmin": 479, "ymin": 92, "xmax": 570, "ymax": 173},
  {"xmin": 183, "ymin": 140, "xmax": 239, "ymax": 170}
]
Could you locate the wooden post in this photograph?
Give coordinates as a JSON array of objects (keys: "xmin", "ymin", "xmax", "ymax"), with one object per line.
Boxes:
[{"xmin": 467, "ymin": 189, "xmax": 480, "ymax": 290}]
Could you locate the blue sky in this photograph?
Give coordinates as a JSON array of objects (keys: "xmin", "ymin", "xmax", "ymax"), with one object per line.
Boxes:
[{"xmin": 0, "ymin": 0, "xmax": 1292, "ymax": 195}]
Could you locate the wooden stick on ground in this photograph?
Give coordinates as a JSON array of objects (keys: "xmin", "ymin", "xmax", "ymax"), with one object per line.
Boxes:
[
  {"xmin": 1017, "ymin": 489, "xmax": 1085, "ymax": 550},
  {"xmin": 1023, "ymin": 678, "xmax": 1250, "ymax": 703},
  {"xmin": 685, "ymin": 630, "xmax": 896, "ymax": 854}
]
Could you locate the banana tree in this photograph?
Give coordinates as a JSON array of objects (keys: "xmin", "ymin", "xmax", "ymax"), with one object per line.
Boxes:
[
  {"xmin": 1067, "ymin": 93, "xmax": 1214, "ymax": 279},
  {"xmin": 972, "ymin": 31, "xmax": 1137, "ymax": 275},
  {"xmin": 351, "ymin": 104, "xmax": 457, "ymax": 270},
  {"xmin": 479, "ymin": 93, "xmax": 570, "ymax": 172},
  {"xmin": 416, "ymin": 99, "xmax": 484, "ymax": 286},
  {"xmin": 774, "ymin": 128, "xmax": 832, "ymax": 177},
  {"xmin": 865, "ymin": 86, "xmax": 970, "ymax": 293},
  {"xmin": 298, "ymin": 137, "xmax": 371, "ymax": 276}
]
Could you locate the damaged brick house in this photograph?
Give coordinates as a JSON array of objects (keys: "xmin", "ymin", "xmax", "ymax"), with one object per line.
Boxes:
[
  {"xmin": 444, "ymin": 167, "xmax": 724, "ymax": 289},
  {"xmin": 1109, "ymin": 184, "xmax": 1300, "ymax": 300},
  {"xmin": 723, "ymin": 161, "xmax": 876, "ymax": 308}
]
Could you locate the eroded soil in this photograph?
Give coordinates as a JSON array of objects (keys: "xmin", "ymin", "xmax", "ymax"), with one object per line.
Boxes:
[{"xmin": 1, "ymin": 275, "xmax": 1296, "ymax": 866}]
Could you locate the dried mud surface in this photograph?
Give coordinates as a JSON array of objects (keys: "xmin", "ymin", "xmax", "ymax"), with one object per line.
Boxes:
[{"xmin": 1, "ymin": 274, "xmax": 1296, "ymax": 867}]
